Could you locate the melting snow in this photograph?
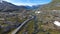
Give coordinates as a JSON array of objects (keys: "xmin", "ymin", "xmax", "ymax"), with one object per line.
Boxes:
[
  {"xmin": 35, "ymin": 11, "xmax": 41, "ymax": 14},
  {"xmin": 54, "ymin": 21, "xmax": 60, "ymax": 26}
]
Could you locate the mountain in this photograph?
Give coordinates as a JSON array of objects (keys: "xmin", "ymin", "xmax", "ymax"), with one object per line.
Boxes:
[
  {"xmin": 0, "ymin": 1, "xmax": 43, "ymax": 12},
  {"xmin": 0, "ymin": 1, "xmax": 32, "ymax": 12},
  {"xmin": 40, "ymin": 0, "xmax": 60, "ymax": 10},
  {"xmin": 0, "ymin": 1, "xmax": 20, "ymax": 12}
]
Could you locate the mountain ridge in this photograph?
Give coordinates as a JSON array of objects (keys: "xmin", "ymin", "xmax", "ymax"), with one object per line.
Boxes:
[{"xmin": 0, "ymin": 1, "xmax": 42, "ymax": 12}]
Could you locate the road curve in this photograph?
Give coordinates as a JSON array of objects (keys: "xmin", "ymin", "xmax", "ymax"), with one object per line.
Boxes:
[{"xmin": 11, "ymin": 16, "xmax": 34, "ymax": 34}]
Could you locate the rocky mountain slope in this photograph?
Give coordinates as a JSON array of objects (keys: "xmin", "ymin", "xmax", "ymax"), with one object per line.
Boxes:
[
  {"xmin": 40, "ymin": 0, "xmax": 60, "ymax": 10},
  {"xmin": 0, "ymin": 1, "xmax": 43, "ymax": 12}
]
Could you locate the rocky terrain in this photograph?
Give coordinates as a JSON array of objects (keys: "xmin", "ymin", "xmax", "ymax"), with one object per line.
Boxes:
[{"xmin": 0, "ymin": 0, "xmax": 60, "ymax": 34}]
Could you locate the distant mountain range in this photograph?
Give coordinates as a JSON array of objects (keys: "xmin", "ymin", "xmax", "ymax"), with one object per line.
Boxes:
[
  {"xmin": 0, "ymin": 0, "xmax": 59, "ymax": 12},
  {"xmin": 0, "ymin": 1, "xmax": 42, "ymax": 12}
]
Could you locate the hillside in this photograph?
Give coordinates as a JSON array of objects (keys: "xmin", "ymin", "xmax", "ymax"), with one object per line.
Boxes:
[
  {"xmin": 40, "ymin": 0, "xmax": 60, "ymax": 10},
  {"xmin": 0, "ymin": 1, "xmax": 34, "ymax": 12}
]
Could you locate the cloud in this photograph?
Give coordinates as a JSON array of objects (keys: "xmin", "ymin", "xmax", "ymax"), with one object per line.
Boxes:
[
  {"xmin": 3, "ymin": 0, "xmax": 52, "ymax": 6},
  {"xmin": 13, "ymin": 3, "xmax": 35, "ymax": 6},
  {"xmin": 4, "ymin": 0, "xmax": 10, "ymax": 1},
  {"xmin": 4, "ymin": 0, "xmax": 37, "ymax": 6}
]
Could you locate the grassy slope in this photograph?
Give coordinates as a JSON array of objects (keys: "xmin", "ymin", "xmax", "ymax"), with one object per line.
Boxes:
[
  {"xmin": 40, "ymin": 1, "xmax": 60, "ymax": 34},
  {"xmin": 41, "ymin": 0, "xmax": 60, "ymax": 10},
  {"xmin": 17, "ymin": 0, "xmax": 60, "ymax": 34},
  {"xmin": 8, "ymin": 0, "xmax": 60, "ymax": 34},
  {"xmin": 17, "ymin": 20, "xmax": 34, "ymax": 34}
]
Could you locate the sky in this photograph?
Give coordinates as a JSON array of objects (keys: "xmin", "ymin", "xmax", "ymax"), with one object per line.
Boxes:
[{"xmin": 4, "ymin": 0, "xmax": 52, "ymax": 6}]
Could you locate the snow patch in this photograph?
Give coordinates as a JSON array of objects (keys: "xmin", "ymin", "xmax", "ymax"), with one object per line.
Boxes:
[{"xmin": 54, "ymin": 21, "xmax": 60, "ymax": 26}]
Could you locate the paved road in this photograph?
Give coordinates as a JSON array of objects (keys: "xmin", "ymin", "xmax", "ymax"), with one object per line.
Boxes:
[{"xmin": 11, "ymin": 16, "xmax": 35, "ymax": 34}]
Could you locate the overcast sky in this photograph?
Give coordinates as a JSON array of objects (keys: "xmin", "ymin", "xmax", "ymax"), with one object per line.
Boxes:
[{"xmin": 4, "ymin": 0, "xmax": 52, "ymax": 6}]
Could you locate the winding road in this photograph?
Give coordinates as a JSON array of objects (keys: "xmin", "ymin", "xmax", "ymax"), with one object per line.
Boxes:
[{"xmin": 11, "ymin": 16, "xmax": 35, "ymax": 34}]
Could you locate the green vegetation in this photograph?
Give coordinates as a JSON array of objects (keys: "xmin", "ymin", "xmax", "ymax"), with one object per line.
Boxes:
[
  {"xmin": 40, "ymin": 0, "xmax": 60, "ymax": 10},
  {"xmin": 17, "ymin": 20, "xmax": 34, "ymax": 34},
  {"xmin": 1, "ymin": 0, "xmax": 60, "ymax": 34}
]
